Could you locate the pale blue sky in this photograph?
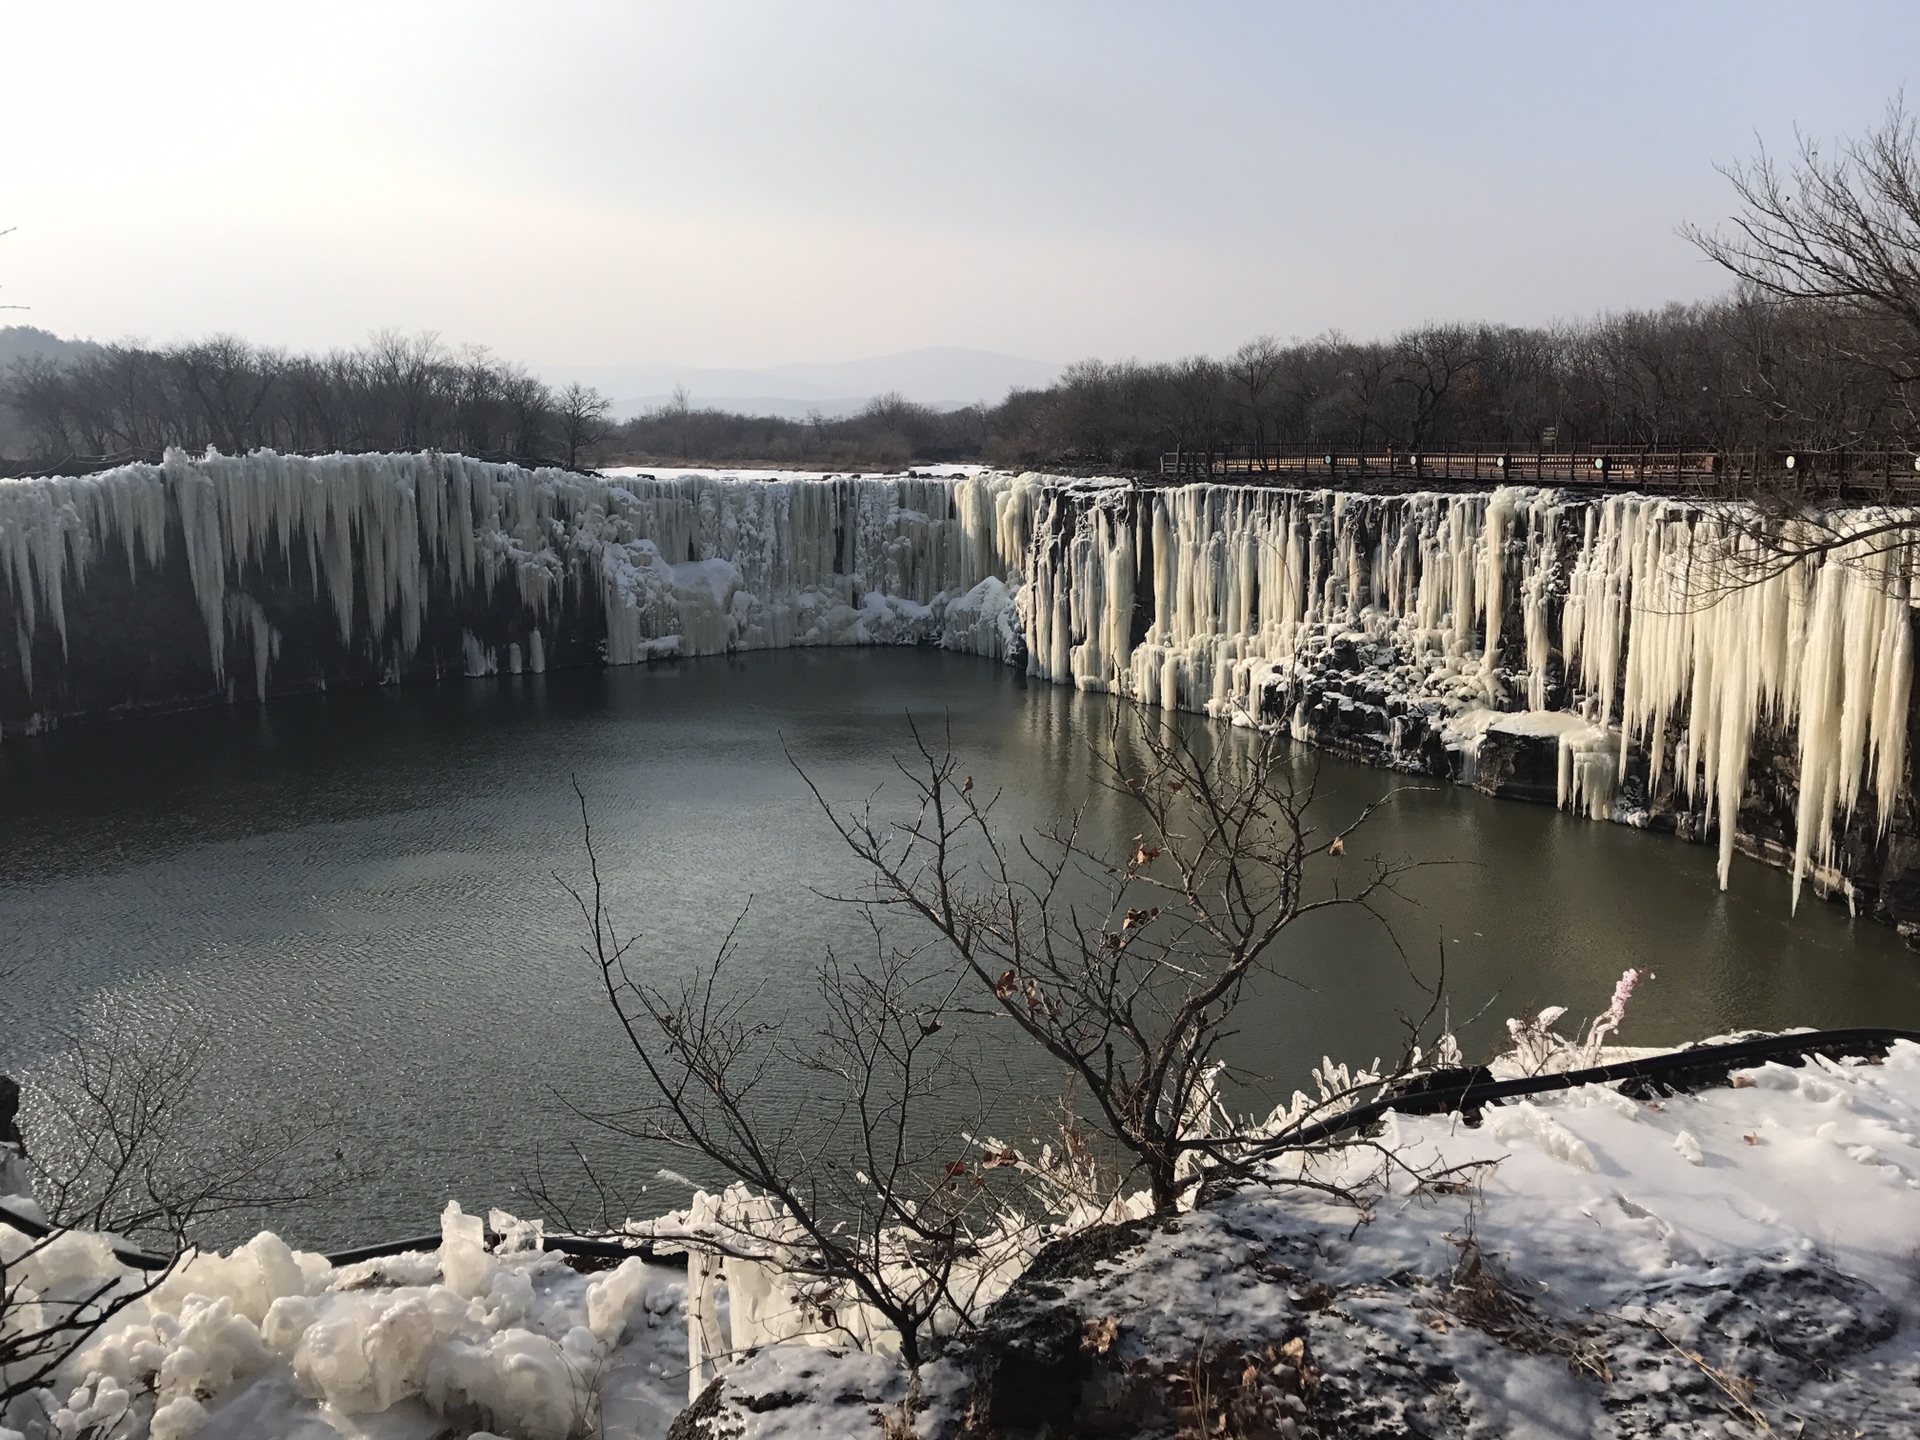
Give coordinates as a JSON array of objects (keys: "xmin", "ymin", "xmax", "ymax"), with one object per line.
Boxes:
[{"xmin": 4, "ymin": 2, "xmax": 1916, "ymax": 368}]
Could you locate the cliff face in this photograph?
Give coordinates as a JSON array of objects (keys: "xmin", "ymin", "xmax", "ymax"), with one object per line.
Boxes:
[{"xmin": 4, "ymin": 452, "xmax": 1916, "ymax": 933}]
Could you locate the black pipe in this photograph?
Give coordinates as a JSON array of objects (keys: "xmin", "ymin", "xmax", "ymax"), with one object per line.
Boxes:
[
  {"xmin": 1241, "ymin": 1025, "xmax": 1920, "ymax": 1162},
  {"xmin": 320, "ymin": 1230, "xmax": 687, "ymax": 1270},
  {"xmin": 5, "ymin": 1027, "xmax": 1917, "ymax": 1274},
  {"xmin": 0, "ymin": 1203, "xmax": 686, "ymax": 1274}
]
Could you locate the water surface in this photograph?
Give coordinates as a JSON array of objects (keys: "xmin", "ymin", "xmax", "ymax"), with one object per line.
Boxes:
[{"xmin": 3, "ymin": 649, "xmax": 1916, "ymax": 1247}]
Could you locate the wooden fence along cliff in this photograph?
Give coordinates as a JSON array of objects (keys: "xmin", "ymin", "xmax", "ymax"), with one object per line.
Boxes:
[{"xmin": 1157, "ymin": 443, "xmax": 1920, "ymax": 499}]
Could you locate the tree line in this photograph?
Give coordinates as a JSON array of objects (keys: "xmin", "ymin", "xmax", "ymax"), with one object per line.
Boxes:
[
  {"xmin": 4, "ymin": 298, "xmax": 1905, "ymax": 477},
  {"xmin": 985, "ymin": 296, "xmax": 1914, "ymax": 472},
  {"xmin": 585, "ymin": 284, "xmax": 1920, "ymax": 472},
  {"xmin": 0, "ymin": 330, "xmax": 614, "ymax": 473}
]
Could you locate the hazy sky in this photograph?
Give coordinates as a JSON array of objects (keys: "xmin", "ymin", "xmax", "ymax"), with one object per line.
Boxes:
[{"xmin": 4, "ymin": 2, "xmax": 1917, "ymax": 369}]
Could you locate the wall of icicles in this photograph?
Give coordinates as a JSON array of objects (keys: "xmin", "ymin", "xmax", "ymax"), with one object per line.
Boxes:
[
  {"xmin": 0, "ymin": 449, "xmax": 1028, "ymax": 729},
  {"xmin": 2, "ymin": 450, "xmax": 1914, "ymax": 916},
  {"xmin": 1018, "ymin": 481, "xmax": 1917, "ymax": 914}
]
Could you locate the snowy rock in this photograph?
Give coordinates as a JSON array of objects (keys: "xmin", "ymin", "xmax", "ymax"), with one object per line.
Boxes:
[{"xmin": 928, "ymin": 1040, "xmax": 1920, "ymax": 1438}]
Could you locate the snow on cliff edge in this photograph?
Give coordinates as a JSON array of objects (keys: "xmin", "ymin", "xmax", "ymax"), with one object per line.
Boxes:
[{"xmin": 6, "ymin": 1040, "xmax": 1920, "ymax": 1438}]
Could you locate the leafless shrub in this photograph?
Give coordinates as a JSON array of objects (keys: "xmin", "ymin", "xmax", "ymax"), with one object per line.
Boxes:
[
  {"xmin": 1431, "ymin": 1226, "xmax": 1611, "ymax": 1384},
  {"xmin": 520, "ymin": 1136, "xmax": 631, "ymax": 1238},
  {"xmin": 20, "ymin": 1003, "xmax": 332, "ymax": 1253},
  {"xmin": 801, "ymin": 707, "xmax": 1427, "ymax": 1216},
  {"xmin": 1169, "ymin": 1335, "xmax": 1319, "ymax": 1440},
  {"xmin": 560, "ymin": 781, "xmax": 1024, "ymax": 1369},
  {"xmin": 0, "ymin": 986, "xmax": 337, "ymax": 1422}
]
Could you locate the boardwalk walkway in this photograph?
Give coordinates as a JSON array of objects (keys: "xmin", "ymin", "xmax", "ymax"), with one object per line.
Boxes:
[{"xmin": 1157, "ymin": 444, "xmax": 1920, "ymax": 500}]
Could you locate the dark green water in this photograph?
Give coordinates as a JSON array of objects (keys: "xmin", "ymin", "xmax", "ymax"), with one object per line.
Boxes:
[{"xmin": 3, "ymin": 649, "xmax": 1916, "ymax": 1247}]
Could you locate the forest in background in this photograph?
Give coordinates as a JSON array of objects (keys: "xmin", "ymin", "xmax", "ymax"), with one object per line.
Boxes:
[{"xmin": 2, "ymin": 291, "xmax": 1911, "ymax": 478}]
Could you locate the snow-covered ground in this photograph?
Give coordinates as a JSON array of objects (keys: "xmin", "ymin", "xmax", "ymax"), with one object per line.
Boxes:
[
  {"xmin": 687, "ymin": 1039, "xmax": 1920, "ymax": 1438},
  {"xmin": 6, "ymin": 1038, "xmax": 1917, "ymax": 1438}
]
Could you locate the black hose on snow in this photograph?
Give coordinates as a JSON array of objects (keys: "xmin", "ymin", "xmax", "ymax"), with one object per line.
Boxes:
[{"xmin": 5, "ymin": 1026, "xmax": 1917, "ymax": 1273}]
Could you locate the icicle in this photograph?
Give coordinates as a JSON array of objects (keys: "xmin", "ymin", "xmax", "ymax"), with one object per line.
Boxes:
[{"xmin": 1481, "ymin": 487, "xmax": 1514, "ymax": 669}]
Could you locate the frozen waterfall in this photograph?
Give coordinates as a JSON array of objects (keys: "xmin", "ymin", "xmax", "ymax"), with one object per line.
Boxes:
[
  {"xmin": 0, "ymin": 450, "xmax": 1033, "ymax": 699},
  {"xmin": 2, "ymin": 451, "xmax": 1914, "ymax": 911},
  {"xmin": 1017, "ymin": 482, "xmax": 1916, "ymax": 909}
]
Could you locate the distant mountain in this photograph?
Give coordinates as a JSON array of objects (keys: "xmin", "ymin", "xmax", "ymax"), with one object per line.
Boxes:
[
  {"xmin": 761, "ymin": 348, "xmax": 1061, "ymax": 402},
  {"xmin": 537, "ymin": 346, "xmax": 1061, "ymax": 420},
  {"xmin": 1, "ymin": 328, "xmax": 108, "ymax": 459},
  {"xmin": 0, "ymin": 325, "xmax": 102, "ymax": 370}
]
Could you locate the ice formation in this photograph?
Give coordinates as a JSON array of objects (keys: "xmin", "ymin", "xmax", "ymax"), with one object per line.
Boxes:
[
  {"xmin": 0, "ymin": 1202, "xmax": 689, "ymax": 1440},
  {"xmin": 0, "ymin": 451, "xmax": 1029, "ymax": 704},
  {"xmin": 627, "ymin": 1178, "xmax": 1045, "ymax": 1404},
  {"xmin": 2, "ymin": 453, "xmax": 1915, "ymax": 906},
  {"xmin": 1017, "ymin": 483, "xmax": 1917, "ymax": 907}
]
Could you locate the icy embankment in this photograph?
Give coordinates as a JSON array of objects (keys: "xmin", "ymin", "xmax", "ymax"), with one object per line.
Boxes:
[
  {"xmin": 5, "ymin": 454, "xmax": 1920, "ymax": 915},
  {"xmin": 0, "ymin": 453, "xmax": 1033, "ymax": 708},
  {"xmin": 6, "ymin": 1036, "xmax": 1919, "ymax": 1438},
  {"xmin": 681, "ymin": 1040, "xmax": 1920, "ymax": 1439}
]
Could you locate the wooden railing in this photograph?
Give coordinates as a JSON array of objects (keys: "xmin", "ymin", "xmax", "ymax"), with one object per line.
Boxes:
[{"xmin": 1156, "ymin": 444, "xmax": 1920, "ymax": 499}]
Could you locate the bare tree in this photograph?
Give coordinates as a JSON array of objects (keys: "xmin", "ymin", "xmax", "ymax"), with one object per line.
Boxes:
[
  {"xmin": 20, "ymin": 1009, "xmax": 331, "ymax": 1252},
  {"xmin": 555, "ymin": 383, "xmax": 612, "ymax": 471},
  {"xmin": 499, "ymin": 367, "xmax": 556, "ymax": 462},
  {"xmin": 801, "ymin": 710, "xmax": 1413, "ymax": 1216},
  {"xmin": 664, "ymin": 384, "xmax": 693, "ymax": 459},
  {"xmin": 1328, "ymin": 344, "xmax": 1395, "ymax": 450},
  {"xmin": 1678, "ymin": 95, "xmax": 1920, "ymax": 583},
  {"xmin": 1684, "ymin": 97, "xmax": 1920, "ymax": 399},
  {"xmin": 1152, "ymin": 356, "xmax": 1230, "ymax": 472},
  {"xmin": 561, "ymin": 784, "xmax": 1022, "ymax": 1369},
  {"xmin": 1228, "ymin": 336, "xmax": 1286, "ymax": 462},
  {"xmin": 0, "ymin": 999, "xmax": 329, "ymax": 1425},
  {"xmin": 363, "ymin": 330, "xmax": 450, "ymax": 450},
  {"xmin": 1390, "ymin": 325, "xmax": 1485, "ymax": 450},
  {"xmin": 169, "ymin": 336, "xmax": 281, "ymax": 456}
]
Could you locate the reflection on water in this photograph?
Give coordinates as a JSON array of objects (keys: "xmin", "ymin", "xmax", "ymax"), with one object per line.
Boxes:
[{"xmin": 2, "ymin": 649, "xmax": 1917, "ymax": 1247}]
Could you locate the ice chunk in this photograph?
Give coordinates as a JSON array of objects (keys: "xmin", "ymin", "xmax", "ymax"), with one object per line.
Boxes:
[
  {"xmin": 585, "ymin": 1257, "xmax": 652, "ymax": 1345},
  {"xmin": 439, "ymin": 1200, "xmax": 494, "ymax": 1299}
]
